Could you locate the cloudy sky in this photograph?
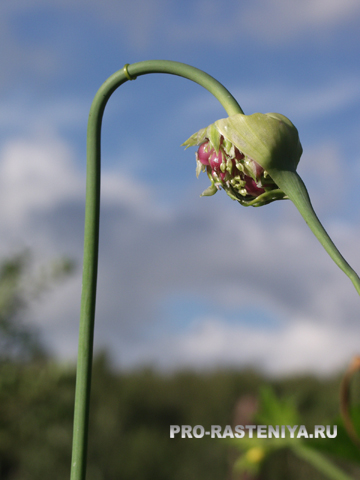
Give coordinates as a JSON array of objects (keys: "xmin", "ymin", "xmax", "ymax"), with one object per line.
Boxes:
[{"xmin": 1, "ymin": 0, "xmax": 360, "ymax": 376}]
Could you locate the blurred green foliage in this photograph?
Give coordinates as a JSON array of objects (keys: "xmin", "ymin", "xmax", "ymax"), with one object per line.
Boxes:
[
  {"xmin": 230, "ymin": 386, "xmax": 360, "ymax": 479},
  {"xmin": 1, "ymin": 355, "xmax": 360, "ymax": 480},
  {"xmin": 0, "ymin": 250, "xmax": 75, "ymax": 362}
]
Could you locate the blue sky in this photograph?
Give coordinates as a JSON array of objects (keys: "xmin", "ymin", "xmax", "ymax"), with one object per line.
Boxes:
[{"xmin": 1, "ymin": 0, "xmax": 360, "ymax": 376}]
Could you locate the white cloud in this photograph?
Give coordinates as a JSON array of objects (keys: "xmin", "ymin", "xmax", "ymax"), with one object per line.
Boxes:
[
  {"xmin": 233, "ymin": 315, "xmax": 356, "ymax": 375},
  {"xmin": 227, "ymin": 79, "xmax": 360, "ymax": 120},
  {"xmin": 240, "ymin": 0, "xmax": 360, "ymax": 42},
  {"xmin": 0, "ymin": 0, "xmax": 169, "ymax": 57},
  {"xmin": 280, "ymin": 79, "xmax": 360, "ymax": 118},
  {"xmin": 125, "ymin": 315, "xmax": 360, "ymax": 376},
  {"xmin": 149, "ymin": 0, "xmax": 360, "ymax": 46},
  {"xmin": 2, "ymin": 0, "xmax": 360, "ymax": 60},
  {"xmin": 0, "ymin": 135, "xmax": 83, "ymax": 228},
  {"xmin": 0, "ymin": 95, "xmax": 89, "ymax": 133}
]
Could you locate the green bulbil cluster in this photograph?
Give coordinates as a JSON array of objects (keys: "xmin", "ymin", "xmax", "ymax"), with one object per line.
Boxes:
[{"xmin": 182, "ymin": 112, "xmax": 303, "ymax": 207}]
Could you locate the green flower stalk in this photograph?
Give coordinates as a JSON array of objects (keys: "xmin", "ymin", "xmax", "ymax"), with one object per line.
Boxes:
[
  {"xmin": 183, "ymin": 112, "xmax": 360, "ymax": 296},
  {"xmin": 71, "ymin": 60, "xmax": 245, "ymax": 480},
  {"xmin": 71, "ymin": 60, "xmax": 360, "ymax": 480}
]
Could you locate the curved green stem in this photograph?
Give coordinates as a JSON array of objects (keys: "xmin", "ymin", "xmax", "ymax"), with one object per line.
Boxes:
[
  {"xmin": 70, "ymin": 61, "xmax": 243, "ymax": 480},
  {"xmin": 271, "ymin": 169, "xmax": 360, "ymax": 296}
]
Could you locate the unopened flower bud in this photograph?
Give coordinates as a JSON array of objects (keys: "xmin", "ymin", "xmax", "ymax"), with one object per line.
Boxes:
[{"xmin": 183, "ymin": 112, "xmax": 301, "ymax": 206}]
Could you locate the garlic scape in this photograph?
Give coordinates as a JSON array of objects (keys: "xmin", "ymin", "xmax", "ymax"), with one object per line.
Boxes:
[
  {"xmin": 183, "ymin": 113, "xmax": 360, "ymax": 296},
  {"xmin": 72, "ymin": 59, "xmax": 360, "ymax": 480}
]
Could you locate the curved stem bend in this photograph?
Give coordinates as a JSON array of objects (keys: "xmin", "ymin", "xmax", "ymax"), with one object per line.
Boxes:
[{"xmin": 70, "ymin": 61, "xmax": 243, "ymax": 480}]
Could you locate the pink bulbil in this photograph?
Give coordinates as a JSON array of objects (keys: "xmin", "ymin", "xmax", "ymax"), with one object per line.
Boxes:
[
  {"xmin": 197, "ymin": 142, "xmax": 211, "ymax": 165},
  {"xmin": 197, "ymin": 139, "xmax": 265, "ymax": 197},
  {"xmin": 244, "ymin": 177, "xmax": 265, "ymax": 196},
  {"xmin": 208, "ymin": 149, "xmax": 224, "ymax": 172}
]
